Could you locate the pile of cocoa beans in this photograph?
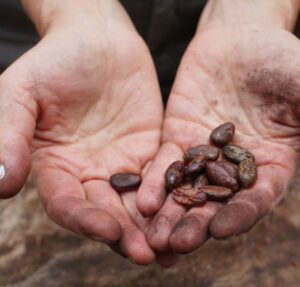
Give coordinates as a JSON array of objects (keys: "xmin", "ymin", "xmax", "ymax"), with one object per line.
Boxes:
[
  {"xmin": 109, "ymin": 122, "xmax": 257, "ymax": 208},
  {"xmin": 165, "ymin": 123, "xmax": 257, "ymax": 206}
]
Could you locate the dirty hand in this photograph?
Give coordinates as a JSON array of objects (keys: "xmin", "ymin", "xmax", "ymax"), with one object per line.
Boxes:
[
  {"xmin": 137, "ymin": 0, "xmax": 300, "ymax": 254},
  {"xmin": 0, "ymin": 0, "xmax": 165, "ymax": 265}
]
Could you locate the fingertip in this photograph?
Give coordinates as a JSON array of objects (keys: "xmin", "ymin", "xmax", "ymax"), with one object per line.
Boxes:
[
  {"xmin": 0, "ymin": 141, "xmax": 31, "ymax": 199},
  {"xmin": 169, "ymin": 234, "xmax": 194, "ymax": 255},
  {"xmin": 156, "ymin": 252, "xmax": 179, "ymax": 268},
  {"xmin": 146, "ymin": 215, "xmax": 172, "ymax": 252},
  {"xmin": 124, "ymin": 233, "xmax": 156, "ymax": 265},
  {"xmin": 147, "ymin": 234, "xmax": 169, "ymax": 253},
  {"xmin": 209, "ymin": 203, "xmax": 257, "ymax": 240},
  {"xmin": 75, "ymin": 208, "xmax": 122, "ymax": 243},
  {"xmin": 146, "ymin": 196, "xmax": 187, "ymax": 252},
  {"xmin": 137, "ymin": 192, "xmax": 164, "ymax": 217},
  {"xmin": 0, "ymin": 84, "xmax": 35, "ymax": 198},
  {"xmin": 44, "ymin": 194, "xmax": 122, "ymax": 243},
  {"xmin": 169, "ymin": 216, "xmax": 207, "ymax": 254}
]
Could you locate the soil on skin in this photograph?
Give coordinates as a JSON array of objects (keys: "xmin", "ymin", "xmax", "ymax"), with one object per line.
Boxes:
[{"xmin": 0, "ymin": 173, "xmax": 300, "ymax": 287}]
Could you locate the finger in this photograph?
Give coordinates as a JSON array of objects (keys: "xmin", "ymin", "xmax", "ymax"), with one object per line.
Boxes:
[
  {"xmin": 137, "ymin": 143, "xmax": 183, "ymax": 217},
  {"xmin": 0, "ymin": 74, "xmax": 37, "ymax": 198},
  {"xmin": 209, "ymin": 165, "xmax": 287, "ymax": 239},
  {"xmin": 169, "ymin": 202, "xmax": 224, "ymax": 254},
  {"xmin": 85, "ymin": 180, "xmax": 155, "ymax": 265},
  {"xmin": 146, "ymin": 194, "xmax": 186, "ymax": 252},
  {"xmin": 121, "ymin": 190, "xmax": 179, "ymax": 267},
  {"xmin": 119, "ymin": 189, "xmax": 152, "ymax": 230},
  {"xmin": 156, "ymin": 252, "xmax": 179, "ymax": 268},
  {"xmin": 36, "ymin": 167, "xmax": 121, "ymax": 243}
]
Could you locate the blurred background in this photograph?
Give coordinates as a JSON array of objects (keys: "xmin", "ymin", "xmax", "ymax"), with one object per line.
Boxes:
[{"xmin": 0, "ymin": 1, "xmax": 300, "ymax": 286}]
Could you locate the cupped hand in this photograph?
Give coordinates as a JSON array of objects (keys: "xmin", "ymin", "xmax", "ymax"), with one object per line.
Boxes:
[
  {"xmin": 0, "ymin": 1, "xmax": 166, "ymax": 265},
  {"xmin": 137, "ymin": 25, "xmax": 300, "ymax": 254}
]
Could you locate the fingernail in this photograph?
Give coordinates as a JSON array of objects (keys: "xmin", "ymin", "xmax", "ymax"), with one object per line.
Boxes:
[
  {"xmin": 90, "ymin": 235, "xmax": 116, "ymax": 245},
  {"xmin": 0, "ymin": 165, "xmax": 5, "ymax": 180}
]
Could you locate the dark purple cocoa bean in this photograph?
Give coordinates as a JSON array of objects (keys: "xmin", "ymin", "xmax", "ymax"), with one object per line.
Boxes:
[
  {"xmin": 110, "ymin": 173, "xmax": 142, "ymax": 192},
  {"xmin": 165, "ymin": 161, "xmax": 185, "ymax": 191},
  {"xmin": 210, "ymin": 122, "xmax": 235, "ymax": 147},
  {"xmin": 185, "ymin": 155, "xmax": 206, "ymax": 176},
  {"xmin": 222, "ymin": 144, "xmax": 255, "ymax": 164},
  {"xmin": 184, "ymin": 176, "xmax": 194, "ymax": 184},
  {"xmin": 238, "ymin": 158, "xmax": 257, "ymax": 188},
  {"xmin": 218, "ymin": 160, "xmax": 238, "ymax": 179},
  {"xmin": 202, "ymin": 186, "xmax": 234, "ymax": 201},
  {"xmin": 193, "ymin": 174, "xmax": 209, "ymax": 190},
  {"xmin": 206, "ymin": 161, "xmax": 239, "ymax": 192},
  {"xmin": 184, "ymin": 145, "xmax": 219, "ymax": 163}
]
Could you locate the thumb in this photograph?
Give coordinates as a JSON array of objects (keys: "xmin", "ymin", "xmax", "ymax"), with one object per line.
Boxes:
[{"xmin": 0, "ymin": 68, "xmax": 37, "ymax": 198}]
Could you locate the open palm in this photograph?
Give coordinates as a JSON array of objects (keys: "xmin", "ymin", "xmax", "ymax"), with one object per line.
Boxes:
[
  {"xmin": 0, "ymin": 9, "xmax": 163, "ymax": 264},
  {"xmin": 138, "ymin": 26, "xmax": 300, "ymax": 254}
]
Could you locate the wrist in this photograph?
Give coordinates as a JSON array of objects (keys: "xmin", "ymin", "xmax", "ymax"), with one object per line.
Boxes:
[
  {"xmin": 21, "ymin": 0, "xmax": 133, "ymax": 37},
  {"xmin": 198, "ymin": 0, "xmax": 300, "ymax": 33}
]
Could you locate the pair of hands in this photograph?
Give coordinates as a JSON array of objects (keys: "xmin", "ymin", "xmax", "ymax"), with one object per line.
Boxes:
[{"xmin": 1, "ymin": 0, "xmax": 300, "ymax": 267}]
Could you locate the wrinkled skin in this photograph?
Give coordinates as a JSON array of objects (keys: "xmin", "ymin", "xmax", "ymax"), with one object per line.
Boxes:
[
  {"xmin": 138, "ymin": 26, "xmax": 300, "ymax": 254},
  {"xmin": 0, "ymin": 3, "xmax": 176, "ymax": 265}
]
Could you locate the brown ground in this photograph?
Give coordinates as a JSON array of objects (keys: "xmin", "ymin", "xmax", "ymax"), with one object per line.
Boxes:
[{"xmin": 0, "ymin": 173, "xmax": 299, "ymax": 287}]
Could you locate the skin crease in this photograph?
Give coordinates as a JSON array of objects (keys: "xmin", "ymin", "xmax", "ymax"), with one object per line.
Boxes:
[
  {"xmin": 0, "ymin": 0, "xmax": 182, "ymax": 266},
  {"xmin": 138, "ymin": 16, "xmax": 300, "ymax": 256}
]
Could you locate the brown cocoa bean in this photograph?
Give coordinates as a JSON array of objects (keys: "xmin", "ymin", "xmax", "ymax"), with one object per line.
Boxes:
[
  {"xmin": 193, "ymin": 174, "xmax": 209, "ymax": 190},
  {"xmin": 174, "ymin": 181, "xmax": 193, "ymax": 191},
  {"xmin": 202, "ymin": 186, "xmax": 234, "ymax": 201},
  {"xmin": 172, "ymin": 183, "xmax": 207, "ymax": 206},
  {"xmin": 184, "ymin": 145, "xmax": 219, "ymax": 163},
  {"xmin": 238, "ymin": 158, "xmax": 257, "ymax": 188},
  {"xmin": 172, "ymin": 192, "xmax": 195, "ymax": 205},
  {"xmin": 172, "ymin": 182, "xmax": 194, "ymax": 204},
  {"xmin": 210, "ymin": 122, "xmax": 235, "ymax": 147},
  {"xmin": 165, "ymin": 161, "xmax": 185, "ymax": 190},
  {"xmin": 222, "ymin": 144, "xmax": 255, "ymax": 164},
  {"xmin": 185, "ymin": 155, "xmax": 206, "ymax": 176},
  {"xmin": 191, "ymin": 192, "xmax": 208, "ymax": 205},
  {"xmin": 206, "ymin": 161, "xmax": 239, "ymax": 192},
  {"xmin": 110, "ymin": 173, "xmax": 142, "ymax": 192}
]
